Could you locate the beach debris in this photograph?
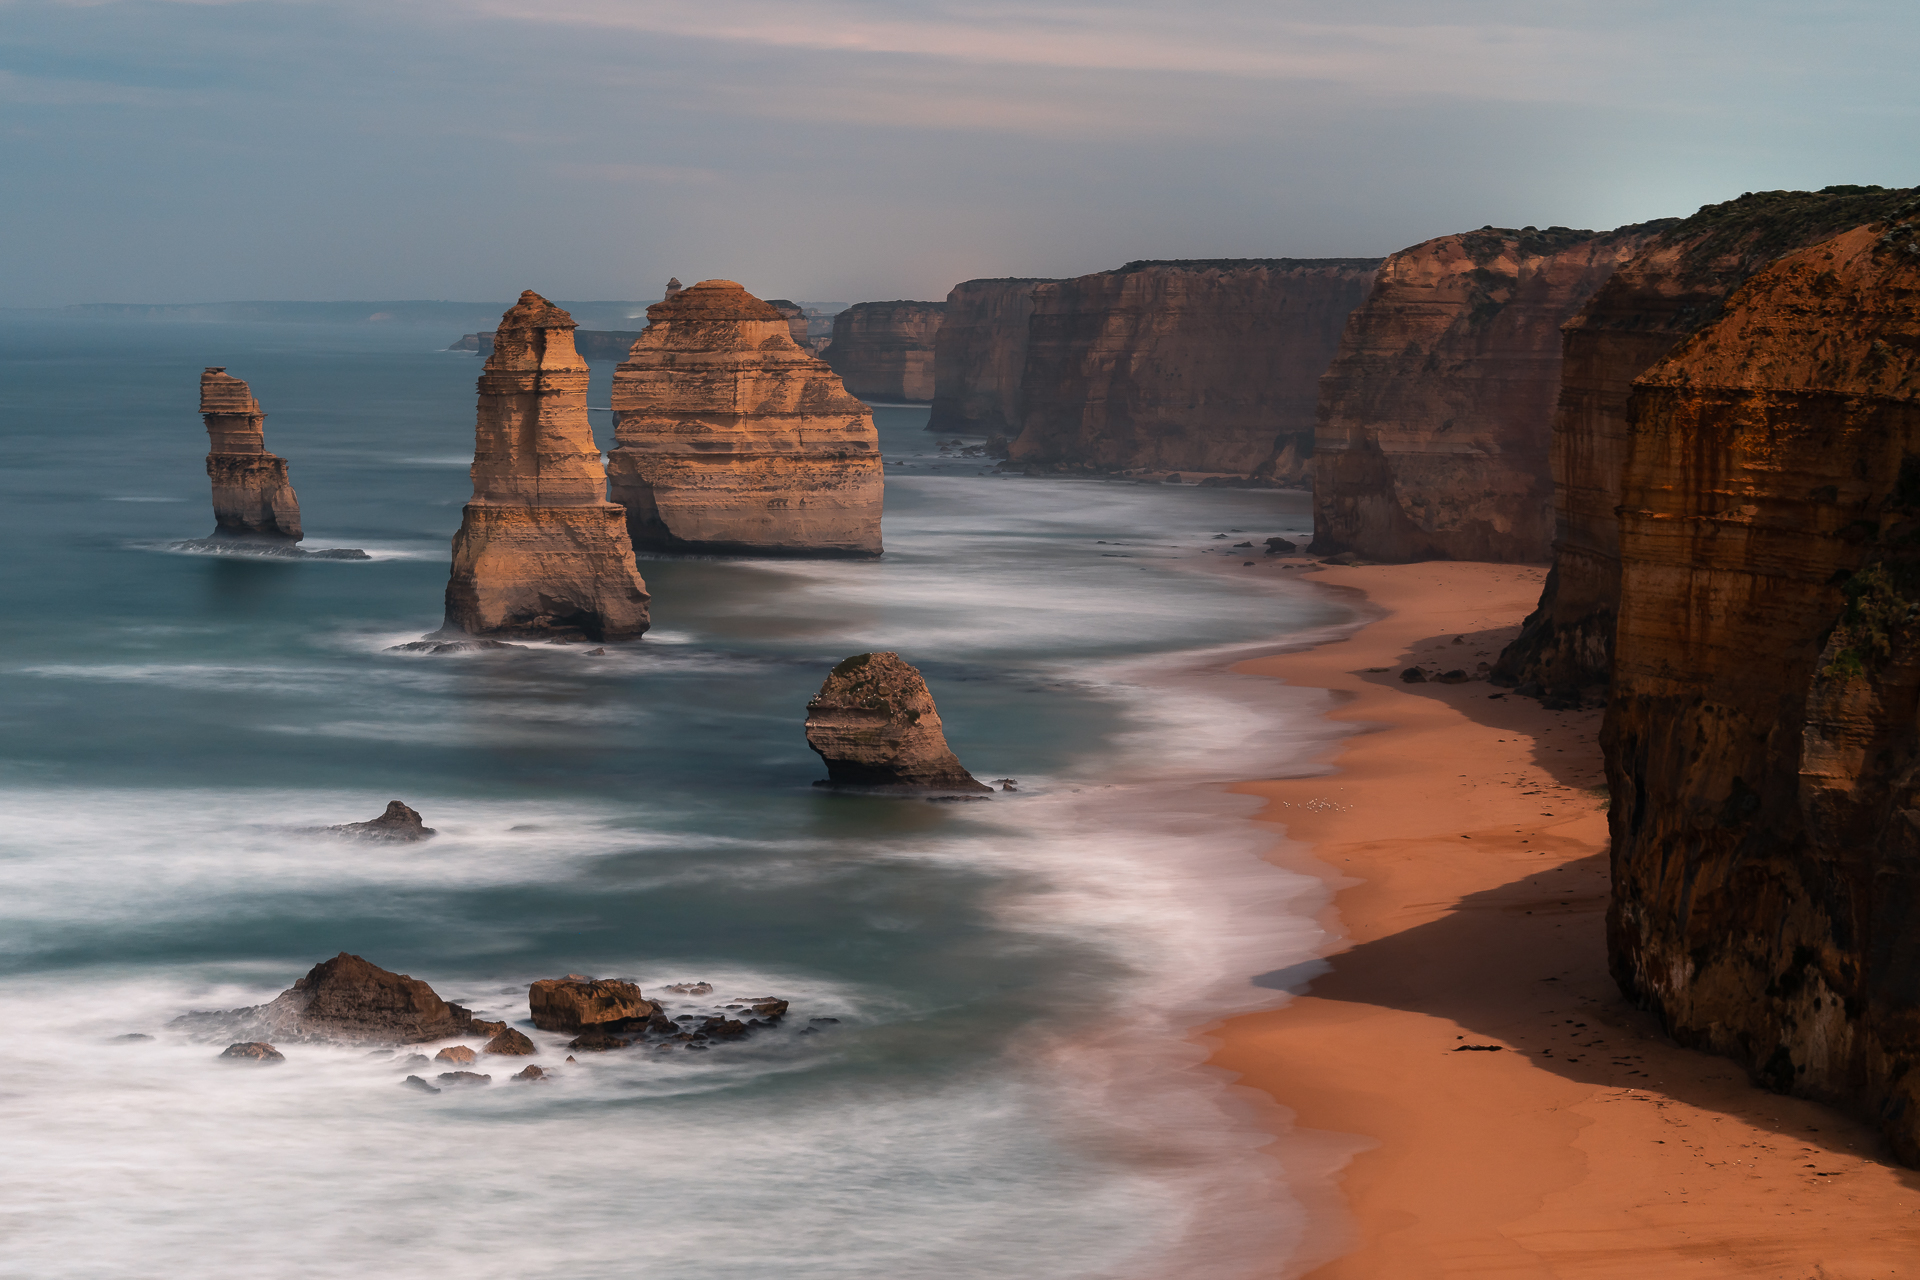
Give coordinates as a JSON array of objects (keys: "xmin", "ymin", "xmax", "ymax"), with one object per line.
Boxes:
[
  {"xmin": 805, "ymin": 652, "xmax": 992, "ymax": 793},
  {"xmin": 328, "ymin": 800, "xmax": 437, "ymax": 842},
  {"xmin": 483, "ymin": 1027, "xmax": 537, "ymax": 1055},
  {"xmin": 433, "ymin": 1045, "xmax": 477, "ymax": 1065},
  {"xmin": 401, "ymin": 1075, "xmax": 440, "ymax": 1094},
  {"xmin": 218, "ymin": 1041, "xmax": 284, "ymax": 1063}
]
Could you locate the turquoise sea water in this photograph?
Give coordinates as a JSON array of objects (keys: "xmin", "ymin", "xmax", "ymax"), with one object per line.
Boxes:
[{"xmin": 0, "ymin": 317, "xmax": 1352, "ymax": 1279}]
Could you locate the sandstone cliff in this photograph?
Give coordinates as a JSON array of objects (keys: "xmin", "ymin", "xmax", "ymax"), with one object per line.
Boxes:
[
  {"xmin": 1310, "ymin": 223, "xmax": 1669, "ymax": 562},
  {"xmin": 926, "ymin": 278, "xmax": 1054, "ymax": 436},
  {"xmin": 805, "ymin": 651, "xmax": 989, "ymax": 791},
  {"xmin": 1495, "ymin": 186, "xmax": 1920, "ymax": 696},
  {"xmin": 823, "ymin": 301, "xmax": 945, "ymax": 402},
  {"xmin": 201, "ymin": 367, "xmax": 302, "ymax": 541},
  {"xmin": 441, "ymin": 291, "xmax": 651, "ymax": 641},
  {"xmin": 1603, "ymin": 216, "xmax": 1920, "ymax": 1160},
  {"xmin": 764, "ymin": 300, "xmax": 812, "ymax": 350},
  {"xmin": 1010, "ymin": 258, "xmax": 1381, "ymax": 478},
  {"xmin": 607, "ymin": 279, "xmax": 884, "ymax": 557}
]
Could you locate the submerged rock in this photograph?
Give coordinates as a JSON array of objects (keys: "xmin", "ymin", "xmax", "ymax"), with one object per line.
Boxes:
[
  {"xmin": 175, "ymin": 952, "xmax": 489, "ymax": 1045},
  {"xmin": 528, "ymin": 976, "xmax": 654, "ymax": 1033},
  {"xmin": 167, "ymin": 538, "xmax": 370, "ymax": 560},
  {"xmin": 804, "ymin": 652, "xmax": 990, "ymax": 792},
  {"xmin": 565, "ymin": 1029, "xmax": 632, "ymax": 1052},
  {"xmin": 401, "ymin": 1074, "xmax": 440, "ymax": 1094},
  {"xmin": 512, "ymin": 1064, "xmax": 547, "ymax": 1081},
  {"xmin": 328, "ymin": 800, "xmax": 436, "ymax": 842},
  {"xmin": 436, "ymin": 1070, "xmax": 491, "ymax": 1087},
  {"xmin": 218, "ymin": 1041, "xmax": 284, "ymax": 1063},
  {"xmin": 386, "ymin": 638, "xmax": 525, "ymax": 655}
]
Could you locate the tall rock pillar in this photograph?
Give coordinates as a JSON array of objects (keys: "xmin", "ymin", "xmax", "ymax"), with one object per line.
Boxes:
[
  {"xmin": 201, "ymin": 368, "xmax": 301, "ymax": 541},
  {"xmin": 442, "ymin": 291, "xmax": 650, "ymax": 641}
]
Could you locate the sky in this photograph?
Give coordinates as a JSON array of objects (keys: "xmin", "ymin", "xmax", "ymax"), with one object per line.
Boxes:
[{"xmin": 3, "ymin": 0, "xmax": 1916, "ymax": 306}]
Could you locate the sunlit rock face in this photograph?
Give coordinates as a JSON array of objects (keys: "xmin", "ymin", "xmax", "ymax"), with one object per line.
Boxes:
[
  {"xmin": 824, "ymin": 301, "xmax": 945, "ymax": 402},
  {"xmin": 607, "ymin": 279, "xmax": 883, "ymax": 558},
  {"xmin": 1308, "ymin": 222, "xmax": 1668, "ymax": 563},
  {"xmin": 1602, "ymin": 218, "xmax": 1920, "ymax": 1162},
  {"xmin": 1494, "ymin": 186, "xmax": 1920, "ymax": 696},
  {"xmin": 804, "ymin": 651, "xmax": 990, "ymax": 792},
  {"xmin": 442, "ymin": 291, "xmax": 651, "ymax": 641},
  {"xmin": 1009, "ymin": 258, "xmax": 1381, "ymax": 479},
  {"xmin": 201, "ymin": 367, "xmax": 302, "ymax": 541},
  {"xmin": 926, "ymin": 278, "xmax": 1054, "ymax": 437},
  {"xmin": 763, "ymin": 299, "xmax": 812, "ymax": 351}
]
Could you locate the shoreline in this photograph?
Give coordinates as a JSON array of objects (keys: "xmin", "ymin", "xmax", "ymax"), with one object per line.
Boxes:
[{"xmin": 1206, "ymin": 562, "xmax": 1920, "ymax": 1277}]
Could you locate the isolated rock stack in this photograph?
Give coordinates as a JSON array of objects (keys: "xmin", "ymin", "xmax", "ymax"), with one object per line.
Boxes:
[
  {"xmin": 805, "ymin": 652, "xmax": 989, "ymax": 791},
  {"xmin": 201, "ymin": 367, "xmax": 302, "ymax": 541},
  {"xmin": 608, "ymin": 280, "xmax": 884, "ymax": 556},
  {"xmin": 441, "ymin": 291, "xmax": 651, "ymax": 640}
]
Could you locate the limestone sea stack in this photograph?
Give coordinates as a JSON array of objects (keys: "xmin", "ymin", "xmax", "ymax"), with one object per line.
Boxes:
[
  {"xmin": 201, "ymin": 368, "xmax": 301, "ymax": 541},
  {"xmin": 1010, "ymin": 258, "xmax": 1382, "ymax": 479},
  {"xmin": 1308, "ymin": 223, "xmax": 1670, "ymax": 562},
  {"xmin": 805, "ymin": 652, "xmax": 989, "ymax": 792},
  {"xmin": 1493, "ymin": 185, "xmax": 1920, "ymax": 697},
  {"xmin": 607, "ymin": 280, "xmax": 884, "ymax": 557},
  {"xmin": 440, "ymin": 291, "xmax": 650, "ymax": 641},
  {"xmin": 823, "ymin": 301, "xmax": 946, "ymax": 402},
  {"xmin": 1602, "ymin": 217, "xmax": 1920, "ymax": 1161},
  {"xmin": 925, "ymin": 278, "xmax": 1055, "ymax": 436}
]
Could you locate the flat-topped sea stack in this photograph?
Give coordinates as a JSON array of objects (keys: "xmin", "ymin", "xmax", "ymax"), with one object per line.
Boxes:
[
  {"xmin": 823, "ymin": 301, "xmax": 945, "ymax": 402},
  {"xmin": 607, "ymin": 280, "xmax": 884, "ymax": 557},
  {"xmin": 926, "ymin": 278, "xmax": 1055, "ymax": 436},
  {"xmin": 805, "ymin": 652, "xmax": 989, "ymax": 792},
  {"xmin": 201, "ymin": 368, "xmax": 302, "ymax": 541},
  {"xmin": 1010, "ymin": 258, "xmax": 1382, "ymax": 479},
  {"xmin": 1494, "ymin": 185, "xmax": 1920, "ymax": 697},
  {"xmin": 1309, "ymin": 223, "xmax": 1669, "ymax": 562},
  {"xmin": 1603, "ymin": 218, "xmax": 1920, "ymax": 1160},
  {"xmin": 441, "ymin": 291, "xmax": 650, "ymax": 641}
]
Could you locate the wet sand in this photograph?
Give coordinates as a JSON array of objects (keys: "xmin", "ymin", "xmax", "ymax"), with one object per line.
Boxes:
[{"xmin": 1211, "ymin": 561, "xmax": 1920, "ymax": 1278}]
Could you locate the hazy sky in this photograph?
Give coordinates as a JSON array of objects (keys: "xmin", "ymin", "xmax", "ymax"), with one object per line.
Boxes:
[{"xmin": 5, "ymin": 0, "xmax": 1915, "ymax": 306}]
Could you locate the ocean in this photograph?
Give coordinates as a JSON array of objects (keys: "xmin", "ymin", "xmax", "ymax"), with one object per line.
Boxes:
[{"xmin": 0, "ymin": 314, "xmax": 1354, "ymax": 1278}]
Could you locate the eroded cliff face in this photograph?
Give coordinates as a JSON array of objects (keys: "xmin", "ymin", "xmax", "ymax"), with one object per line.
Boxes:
[
  {"xmin": 925, "ymin": 278, "xmax": 1053, "ymax": 436},
  {"xmin": 1496, "ymin": 186, "xmax": 1920, "ymax": 696},
  {"xmin": 201, "ymin": 367, "xmax": 301, "ymax": 540},
  {"xmin": 1010, "ymin": 258, "xmax": 1381, "ymax": 478},
  {"xmin": 608, "ymin": 280, "xmax": 883, "ymax": 556},
  {"xmin": 823, "ymin": 301, "xmax": 945, "ymax": 402},
  {"xmin": 442, "ymin": 291, "xmax": 650, "ymax": 641},
  {"xmin": 764, "ymin": 300, "xmax": 812, "ymax": 351},
  {"xmin": 1604, "ymin": 218, "xmax": 1920, "ymax": 1160},
  {"xmin": 1310, "ymin": 224, "xmax": 1667, "ymax": 562}
]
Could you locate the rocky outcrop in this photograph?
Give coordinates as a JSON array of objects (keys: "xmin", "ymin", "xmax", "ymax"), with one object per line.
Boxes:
[
  {"xmin": 1309, "ymin": 223, "xmax": 1669, "ymax": 562},
  {"xmin": 926, "ymin": 279, "xmax": 1054, "ymax": 436},
  {"xmin": 805, "ymin": 652, "xmax": 989, "ymax": 791},
  {"xmin": 1602, "ymin": 216, "xmax": 1920, "ymax": 1161},
  {"xmin": 219, "ymin": 1042, "xmax": 284, "ymax": 1062},
  {"xmin": 1495, "ymin": 186, "xmax": 1920, "ymax": 696},
  {"xmin": 528, "ymin": 976, "xmax": 655, "ymax": 1033},
  {"xmin": 201, "ymin": 367, "xmax": 302, "ymax": 541},
  {"xmin": 764, "ymin": 300, "xmax": 812, "ymax": 350},
  {"xmin": 1010, "ymin": 259, "xmax": 1381, "ymax": 478},
  {"xmin": 824, "ymin": 301, "xmax": 945, "ymax": 402},
  {"xmin": 328, "ymin": 800, "xmax": 436, "ymax": 842},
  {"xmin": 483, "ymin": 1027, "xmax": 536, "ymax": 1055},
  {"xmin": 663, "ymin": 277, "xmax": 684, "ymax": 299},
  {"xmin": 176, "ymin": 952, "xmax": 489, "ymax": 1045},
  {"xmin": 441, "ymin": 291, "xmax": 651, "ymax": 642},
  {"xmin": 607, "ymin": 280, "xmax": 884, "ymax": 557}
]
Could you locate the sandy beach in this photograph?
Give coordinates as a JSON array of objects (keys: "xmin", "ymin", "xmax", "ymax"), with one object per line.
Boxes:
[{"xmin": 1213, "ymin": 561, "xmax": 1920, "ymax": 1278}]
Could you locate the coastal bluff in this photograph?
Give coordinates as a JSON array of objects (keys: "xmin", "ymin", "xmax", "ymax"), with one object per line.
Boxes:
[
  {"xmin": 1604, "ymin": 218, "xmax": 1920, "ymax": 1161},
  {"xmin": 1009, "ymin": 258, "xmax": 1381, "ymax": 479},
  {"xmin": 1309, "ymin": 222, "xmax": 1668, "ymax": 562},
  {"xmin": 607, "ymin": 279, "xmax": 883, "ymax": 557},
  {"xmin": 823, "ymin": 300, "xmax": 945, "ymax": 402},
  {"xmin": 1496, "ymin": 185, "xmax": 1920, "ymax": 698},
  {"xmin": 440, "ymin": 291, "xmax": 650, "ymax": 641},
  {"xmin": 926, "ymin": 278, "xmax": 1055, "ymax": 436},
  {"xmin": 201, "ymin": 367, "xmax": 301, "ymax": 541}
]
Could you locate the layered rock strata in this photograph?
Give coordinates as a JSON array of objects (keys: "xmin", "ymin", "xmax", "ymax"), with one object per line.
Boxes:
[
  {"xmin": 174, "ymin": 952, "xmax": 490, "ymax": 1044},
  {"xmin": 925, "ymin": 278, "xmax": 1055, "ymax": 436},
  {"xmin": 1495, "ymin": 186, "xmax": 1920, "ymax": 695},
  {"xmin": 1010, "ymin": 259, "xmax": 1382, "ymax": 478},
  {"xmin": 201, "ymin": 367, "xmax": 302, "ymax": 541},
  {"xmin": 529, "ymin": 976, "xmax": 656, "ymax": 1032},
  {"xmin": 607, "ymin": 280, "xmax": 884, "ymax": 556},
  {"xmin": 764, "ymin": 300, "xmax": 812, "ymax": 350},
  {"xmin": 805, "ymin": 651, "xmax": 989, "ymax": 791},
  {"xmin": 1309, "ymin": 223, "xmax": 1669, "ymax": 562},
  {"xmin": 441, "ymin": 291, "xmax": 651, "ymax": 641},
  {"xmin": 1603, "ymin": 217, "xmax": 1920, "ymax": 1160},
  {"xmin": 824, "ymin": 301, "xmax": 946, "ymax": 402}
]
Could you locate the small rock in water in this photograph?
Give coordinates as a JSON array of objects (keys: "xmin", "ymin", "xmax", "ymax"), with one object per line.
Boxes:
[
  {"xmin": 436, "ymin": 1070, "xmax": 492, "ymax": 1087},
  {"xmin": 566, "ymin": 1029, "xmax": 632, "ymax": 1052},
  {"xmin": 1265, "ymin": 537, "xmax": 1296, "ymax": 555},
  {"xmin": 386, "ymin": 638, "xmax": 526, "ymax": 655},
  {"xmin": 434, "ymin": 1045, "xmax": 477, "ymax": 1065},
  {"xmin": 328, "ymin": 800, "xmax": 437, "ymax": 842},
  {"xmin": 1399, "ymin": 667, "xmax": 1428, "ymax": 684},
  {"xmin": 401, "ymin": 1075, "xmax": 441, "ymax": 1094},
  {"xmin": 529, "ymin": 976, "xmax": 654, "ymax": 1033},
  {"xmin": 584, "ymin": 648, "xmax": 608, "ymax": 656},
  {"xmin": 483, "ymin": 1028, "xmax": 537, "ymax": 1056},
  {"xmin": 112, "ymin": 1033, "xmax": 154, "ymax": 1043},
  {"xmin": 564, "ymin": 1055, "xmax": 578, "ymax": 1064},
  {"xmin": 661, "ymin": 982, "xmax": 713, "ymax": 995},
  {"xmin": 397, "ymin": 1053, "xmax": 432, "ymax": 1068},
  {"xmin": 512, "ymin": 1065, "xmax": 547, "ymax": 1082},
  {"xmin": 220, "ymin": 1042, "xmax": 284, "ymax": 1063},
  {"xmin": 1435, "ymin": 669, "xmax": 1470, "ymax": 684},
  {"xmin": 1164, "ymin": 473, "xmax": 1182, "ymax": 484}
]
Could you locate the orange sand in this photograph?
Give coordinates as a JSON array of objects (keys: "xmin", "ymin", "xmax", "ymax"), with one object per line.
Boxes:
[{"xmin": 1211, "ymin": 562, "xmax": 1920, "ymax": 1278}]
